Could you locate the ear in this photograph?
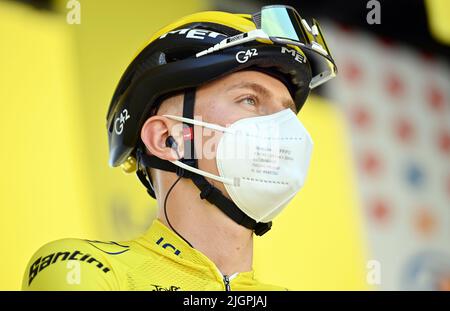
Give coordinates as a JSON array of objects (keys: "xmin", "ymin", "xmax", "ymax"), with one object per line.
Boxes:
[{"xmin": 140, "ymin": 116, "xmax": 180, "ymax": 161}]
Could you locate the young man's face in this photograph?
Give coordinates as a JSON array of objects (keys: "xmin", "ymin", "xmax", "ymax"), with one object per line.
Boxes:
[
  {"xmin": 143, "ymin": 70, "xmax": 296, "ymax": 200},
  {"xmin": 192, "ymin": 70, "xmax": 297, "ymax": 199}
]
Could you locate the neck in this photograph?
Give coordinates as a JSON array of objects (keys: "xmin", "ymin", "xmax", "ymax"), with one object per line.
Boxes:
[{"xmin": 155, "ymin": 174, "xmax": 253, "ymax": 276}]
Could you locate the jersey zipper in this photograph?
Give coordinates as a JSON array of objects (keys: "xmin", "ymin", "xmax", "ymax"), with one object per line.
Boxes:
[{"xmin": 223, "ymin": 275, "xmax": 231, "ymax": 291}]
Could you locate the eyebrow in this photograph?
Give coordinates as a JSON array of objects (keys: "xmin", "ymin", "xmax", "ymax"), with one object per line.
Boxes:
[{"xmin": 226, "ymin": 82, "xmax": 297, "ymax": 112}]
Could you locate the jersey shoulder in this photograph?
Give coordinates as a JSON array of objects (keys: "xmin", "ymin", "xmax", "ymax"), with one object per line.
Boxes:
[{"xmin": 22, "ymin": 238, "xmax": 131, "ymax": 290}]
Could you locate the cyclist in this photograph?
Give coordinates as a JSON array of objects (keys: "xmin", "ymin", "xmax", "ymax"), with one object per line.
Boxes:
[{"xmin": 23, "ymin": 4, "xmax": 336, "ymax": 290}]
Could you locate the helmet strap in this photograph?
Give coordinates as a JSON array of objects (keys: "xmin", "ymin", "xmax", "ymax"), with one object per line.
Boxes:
[
  {"xmin": 136, "ymin": 88, "xmax": 272, "ymax": 236},
  {"xmin": 180, "ymin": 88, "xmax": 271, "ymax": 236}
]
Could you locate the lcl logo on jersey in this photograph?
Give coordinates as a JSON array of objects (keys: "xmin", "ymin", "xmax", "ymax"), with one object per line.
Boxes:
[
  {"xmin": 156, "ymin": 237, "xmax": 181, "ymax": 256},
  {"xmin": 236, "ymin": 48, "xmax": 258, "ymax": 64},
  {"xmin": 114, "ymin": 109, "xmax": 130, "ymax": 135}
]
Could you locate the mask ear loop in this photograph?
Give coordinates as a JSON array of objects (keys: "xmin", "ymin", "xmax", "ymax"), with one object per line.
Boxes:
[
  {"xmin": 174, "ymin": 89, "xmax": 272, "ymax": 236},
  {"xmin": 162, "ymin": 114, "xmax": 236, "ymax": 186},
  {"xmin": 160, "ymin": 89, "xmax": 198, "ymax": 248}
]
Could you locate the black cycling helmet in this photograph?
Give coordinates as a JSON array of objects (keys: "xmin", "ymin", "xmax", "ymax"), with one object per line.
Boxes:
[{"xmin": 106, "ymin": 5, "xmax": 337, "ymax": 236}]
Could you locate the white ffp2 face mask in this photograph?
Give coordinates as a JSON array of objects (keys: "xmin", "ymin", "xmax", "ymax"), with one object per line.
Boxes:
[{"xmin": 164, "ymin": 108, "xmax": 313, "ymax": 223}]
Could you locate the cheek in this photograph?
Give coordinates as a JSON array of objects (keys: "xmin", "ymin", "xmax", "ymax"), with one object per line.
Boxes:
[
  {"xmin": 192, "ymin": 98, "xmax": 227, "ymax": 172},
  {"xmin": 195, "ymin": 130, "xmax": 231, "ymax": 199},
  {"xmin": 194, "ymin": 97, "xmax": 232, "ymax": 166},
  {"xmin": 202, "ymin": 101, "xmax": 229, "ymax": 125},
  {"xmin": 195, "ymin": 128, "xmax": 222, "ymax": 175},
  {"xmin": 190, "ymin": 96, "xmax": 238, "ymax": 199}
]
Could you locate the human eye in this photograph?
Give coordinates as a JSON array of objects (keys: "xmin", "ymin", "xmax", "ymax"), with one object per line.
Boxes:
[{"xmin": 238, "ymin": 95, "xmax": 257, "ymax": 106}]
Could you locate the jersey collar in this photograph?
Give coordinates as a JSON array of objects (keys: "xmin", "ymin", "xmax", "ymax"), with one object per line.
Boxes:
[{"xmin": 139, "ymin": 218, "xmax": 255, "ymax": 282}]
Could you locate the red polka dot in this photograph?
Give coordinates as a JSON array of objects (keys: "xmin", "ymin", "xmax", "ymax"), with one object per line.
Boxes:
[
  {"xmin": 378, "ymin": 36, "xmax": 396, "ymax": 49},
  {"xmin": 361, "ymin": 152, "xmax": 382, "ymax": 176},
  {"xmin": 438, "ymin": 276, "xmax": 450, "ymax": 291},
  {"xmin": 395, "ymin": 118, "xmax": 415, "ymax": 143},
  {"xmin": 414, "ymin": 207, "xmax": 436, "ymax": 238},
  {"xmin": 420, "ymin": 50, "xmax": 437, "ymax": 64},
  {"xmin": 427, "ymin": 85, "xmax": 446, "ymax": 112},
  {"xmin": 350, "ymin": 105, "xmax": 372, "ymax": 129},
  {"xmin": 438, "ymin": 129, "xmax": 450, "ymax": 155},
  {"xmin": 385, "ymin": 73, "xmax": 405, "ymax": 98},
  {"xmin": 336, "ymin": 22, "xmax": 354, "ymax": 34},
  {"xmin": 370, "ymin": 198, "xmax": 391, "ymax": 225},
  {"xmin": 343, "ymin": 60, "xmax": 362, "ymax": 84}
]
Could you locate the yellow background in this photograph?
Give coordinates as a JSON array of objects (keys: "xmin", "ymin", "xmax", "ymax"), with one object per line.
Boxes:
[{"xmin": 0, "ymin": 0, "xmax": 369, "ymax": 290}]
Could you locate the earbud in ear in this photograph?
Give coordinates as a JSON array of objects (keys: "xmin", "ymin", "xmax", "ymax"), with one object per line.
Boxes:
[
  {"xmin": 165, "ymin": 136, "xmax": 180, "ymax": 159},
  {"xmin": 165, "ymin": 136, "xmax": 178, "ymax": 149}
]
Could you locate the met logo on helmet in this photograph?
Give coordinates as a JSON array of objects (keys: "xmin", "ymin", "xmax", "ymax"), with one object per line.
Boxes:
[
  {"xmin": 159, "ymin": 28, "xmax": 226, "ymax": 40},
  {"xmin": 236, "ymin": 48, "xmax": 258, "ymax": 64},
  {"xmin": 281, "ymin": 47, "xmax": 306, "ymax": 63}
]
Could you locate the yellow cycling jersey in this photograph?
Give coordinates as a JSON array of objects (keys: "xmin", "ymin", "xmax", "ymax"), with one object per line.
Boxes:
[{"xmin": 22, "ymin": 219, "xmax": 286, "ymax": 291}]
